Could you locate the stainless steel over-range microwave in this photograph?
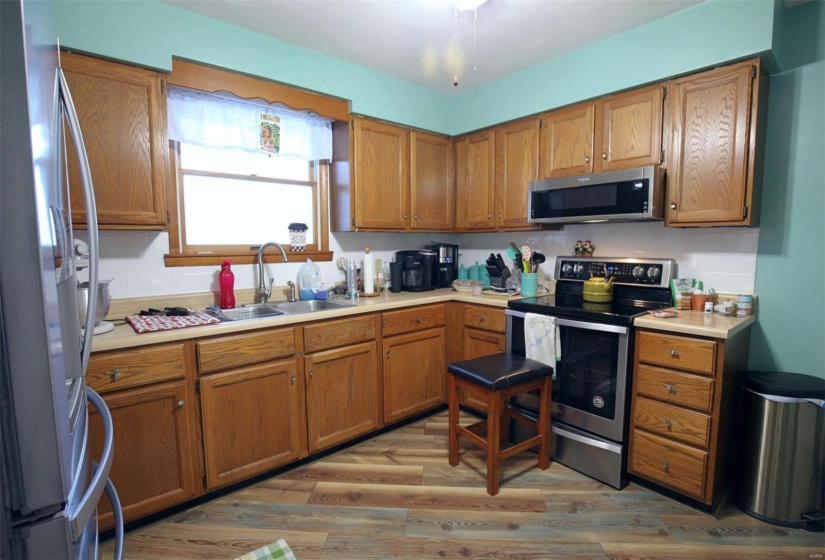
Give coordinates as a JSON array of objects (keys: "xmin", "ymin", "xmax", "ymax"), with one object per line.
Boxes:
[{"xmin": 527, "ymin": 165, "xmax": 665, "ymax": 225}]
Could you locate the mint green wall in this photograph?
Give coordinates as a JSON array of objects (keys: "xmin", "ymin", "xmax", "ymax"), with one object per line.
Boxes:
[
  {"xmin": 49, "ymin": 0, "xmax": 778, "ymax": 136},
  {"xmin": 47, "ymin": 0, "xmax": 452, "ymax": 133},
  {"xmin": 449, "ymin": 0, "xmax": 775, "ymax": 133},
  {"xmin": 749, "ymin": 1, "xmax": 825, "ymax": 378}
]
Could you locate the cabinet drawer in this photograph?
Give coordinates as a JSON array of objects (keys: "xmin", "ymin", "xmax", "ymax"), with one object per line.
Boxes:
[
  {"xmin": 197, "ymin": 328, "xmax": 295, "ymax": 374},
  {"xmin": 382, "ymin": 304, "xmax": 445, "ymax": 337},
  {"xmin": 304, "ymin": 314, "xmax": 375, "ymax": 353},
  {"xmin": 630, "ymin": 430, "xmax": 707, "ymax": 500},
  {"xmin": 635, "ymin": 364, "xmax": 715, "ymax": 412},
  {"xmin": 638, "ymin": 331, "xmax": 717, "ymax": 376},
  {"xmin": 87, "ymin": 343, "xmax": 185, "ymax": 394},
  {"xmin": 634, "ymin": 396, "xmax": 711, "ymax": 448},
  {"xmin": 463, "ymin": 305, "xmax": 505, "ymax": 333}
]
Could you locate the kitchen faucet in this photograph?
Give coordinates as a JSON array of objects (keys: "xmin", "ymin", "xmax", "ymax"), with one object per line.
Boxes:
[{"xmin": 256, "ymin": 242, "xmax": 289, "ymax": 303}]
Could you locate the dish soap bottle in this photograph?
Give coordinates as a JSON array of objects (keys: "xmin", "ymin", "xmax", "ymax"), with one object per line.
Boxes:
[
  {"xmin": 298, "ymin": 258, "xmax": 321, "ymax": 300},
  {"xmin": 219, "ymin": 259, "xmax": 235, "ymax": 309}
]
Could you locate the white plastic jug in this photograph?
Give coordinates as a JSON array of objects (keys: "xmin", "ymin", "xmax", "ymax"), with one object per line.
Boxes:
[{"xmin": 298, "ymin": 259, "xmax": 322, "ymax": 300}]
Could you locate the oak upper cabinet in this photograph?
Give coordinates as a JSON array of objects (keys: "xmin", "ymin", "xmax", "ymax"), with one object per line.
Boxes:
[
  {"xmin": 86, "ymin": 343, "xmax": 198, "ymax": 530},
  {"xmin": 455, "ymin": 130, "xmax": 496, "ymax": 230},
  {"xmin": 495, "ymin": 118, "xmax": 540, "ymax": 230},
  {"xmin": 60, "ymin": 52, "xmax": 169, "ymax": 229},
  {"xmin": 539, "ymin": 84, "xmax": 665, "ymax": 179},
  {"xmin": 196, "ymin": 327, "xmax": 306, "ymax": 490},
  {"xmin": 410, "ymin": 131, "xmax": 453, "ymax": 230},
  {"xmin": 382, "ymin": 305, "xmax": 447, "ymax": 423},
  {"xmin": 666, "ymin": 59, "xmax": 762, "ymax": 227},
  {"xmin": 303, "ymin": 315, "xmax": 381, "ymax": 452}
]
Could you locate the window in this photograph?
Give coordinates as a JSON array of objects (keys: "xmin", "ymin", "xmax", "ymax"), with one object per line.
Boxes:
[{"xmin": 162, "ymin": 62, "xmax": 349, "ymax": 266}]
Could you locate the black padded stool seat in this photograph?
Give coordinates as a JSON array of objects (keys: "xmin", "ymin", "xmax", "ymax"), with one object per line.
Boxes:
[
  {"xmin": 448, "ymin": 353, "xmax": 554, "ymax": 391},
  {"xmin": 447, "ymin": 352, "xmax": 554, "ymax": 496}
]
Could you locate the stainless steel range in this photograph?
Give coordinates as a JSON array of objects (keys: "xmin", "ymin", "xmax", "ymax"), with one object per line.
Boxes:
[{"xmin": 506, "ymin": 256, "xmax": 674, "ymax": 488}]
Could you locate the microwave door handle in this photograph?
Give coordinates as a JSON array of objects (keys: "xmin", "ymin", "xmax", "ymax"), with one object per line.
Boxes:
[{"xmin": 58, "ymin": 68, "xmax": 98, "ymax": 374}]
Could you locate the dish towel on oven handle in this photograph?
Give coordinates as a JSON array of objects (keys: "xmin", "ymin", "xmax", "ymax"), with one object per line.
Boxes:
[{"xmin": 525, "ymin": 312, "xmax": 560, "ymax": 379}]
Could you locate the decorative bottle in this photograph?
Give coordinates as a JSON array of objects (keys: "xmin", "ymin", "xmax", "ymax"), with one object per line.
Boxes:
[
  {"xmin": 346, "ymin": 258, "xmax": 359, "ymax": 299},
  {"xmin": 219, "ymin": 259, "xmax": 235, "ymax": 309}
]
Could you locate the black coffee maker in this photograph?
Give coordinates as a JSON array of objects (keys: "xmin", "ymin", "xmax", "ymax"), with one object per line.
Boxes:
[
  {"xmin": 425, "ymin": 242, "xmax": 459, "ymax": 288},
  {"xmin": 394, "ymin": 250, "xmax": 436, "ymax": 292}
]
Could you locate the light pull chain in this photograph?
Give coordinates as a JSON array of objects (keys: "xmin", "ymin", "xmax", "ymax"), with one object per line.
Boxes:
[
  {"xmin": 473, "ymin": 7, "xmax": 478, "ymax": 94},
  {"xmin": 453, "ymin": 4, "xmax": 459, "ymax": 87}
]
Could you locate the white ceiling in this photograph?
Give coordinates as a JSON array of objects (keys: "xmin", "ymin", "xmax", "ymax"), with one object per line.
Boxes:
[{"xmin": 164, "ymin": 0, "xmax": 706, "ymax": 94}]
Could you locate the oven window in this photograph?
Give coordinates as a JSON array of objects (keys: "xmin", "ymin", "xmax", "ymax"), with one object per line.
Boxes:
[{"xmin": 553, "ymin": 327, "xmax": 620, "ymax": 420}]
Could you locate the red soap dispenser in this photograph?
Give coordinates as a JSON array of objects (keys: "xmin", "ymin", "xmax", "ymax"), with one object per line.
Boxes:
[{"xmin": 219, "ymin": 259, "xmax": 235, "ymax": 309}]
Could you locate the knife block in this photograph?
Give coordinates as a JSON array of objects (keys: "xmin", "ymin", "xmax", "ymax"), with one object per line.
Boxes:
[{"xmin": 487, "ymin": 267, "xmax": 511, "ymax": 289}]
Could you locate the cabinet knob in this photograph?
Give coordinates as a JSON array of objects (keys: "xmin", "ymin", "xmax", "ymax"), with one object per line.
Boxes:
[
  {"xmin": 110, "ymin": 368, "xmax": 121, "ymax": 380},
  {"xmin": 414, "ymin": 317, "xmax": 422, "ymax": 324},
  {"xmin": 403, "ymin": 213, "xmax": 408, "ymax": 219},
  {"xmin": 290, "ymin": 375, "xmax": 297, "ymax": 384},
  {"xmin": 664, "ymin": 418, "xmax": 672, "ymax": 429},
  {"xmin": 498, "ymin": 213, "xmax": 502, "ymax": 219},
  {"xmin": 479, "ymin": 316, "xmax": 486, "ymax": 322},
  {"xmin": 386, "ymin": 350, "xmax": 391, "ymax": 358},
  {"xmin": 309, "ymin": 369, "xmax": 314, "ymax": 378},
  {"xmin": 662, "ymin": 459, "xmax": 669, "ymax": 472},
  {"xmin": 602, "ymin": 152, "xmax": 607, "ymax": 160},
  {"xmin": 669, "ymin": 349, "xmax": 679, "ymax": 357},
  {"xmin": 487, "ymin": 213, "xmax": 492, "ymax": 219},
  {"xmin": 177, "ymin": 399, "xmax": 185, "ymax": 408},
  {"xmin": 665, "ymin": 383, "xmax": 677, "ymax": 393},
  {"xmin": 670, "ymin": 202, "xmax": 677, "ymax": 210},
  {"xmin": 584, "ymin": 155, "xmax": 590, "ymax": 164}
]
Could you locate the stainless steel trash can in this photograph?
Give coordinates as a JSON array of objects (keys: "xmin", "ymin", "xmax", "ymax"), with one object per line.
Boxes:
[{"xmin": 736, "ymin": 371, "xmax": 825, "ymax": 530}]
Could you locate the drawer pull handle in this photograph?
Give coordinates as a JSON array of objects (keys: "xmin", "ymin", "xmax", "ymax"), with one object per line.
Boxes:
[
  {"xmin": 479, "ymin": 316, "xmax": 486, "ymax": 322},
  {"xmin": 662, "ymin": 459, "xmax": 669, "ymax": 472},
  {"xmin": 110, "ymin": 368, "xmax": 121, "ymax": 381},
  {"xmin": 414, "ymin": 317, "xmax": 422, "ymax": 324},
  {"xmin": 177, "ymin": 400, "xmax": 185, "ymax": 408},
  {"xmin": 669, "ymin": 349, "xmax": 679, "ymax": 357},
  {"xmin": 665, "ymin": 383, "xmax": 676, "ymax": 393},
  {"xmin": 664, "ymin": 418, "xmax": 672, "ymax": 429},
  {"xmin": 290, "ymin": 375, "xmax": 297, "ymax": 384}
]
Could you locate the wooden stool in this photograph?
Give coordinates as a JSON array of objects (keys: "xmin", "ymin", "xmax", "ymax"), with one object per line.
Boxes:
[{"xmin": 447, "ymin": 353, "xmax": 554, "ymax": 496}]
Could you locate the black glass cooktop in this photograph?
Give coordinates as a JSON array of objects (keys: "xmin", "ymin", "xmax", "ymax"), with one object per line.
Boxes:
[{"xmin": 508, "ymin": 290, "xmax": 671, "ymax": 326}]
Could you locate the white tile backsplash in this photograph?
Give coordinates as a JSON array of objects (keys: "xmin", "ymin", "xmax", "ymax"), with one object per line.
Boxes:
[{"xmin": 75, "ymin": 222, "xmax": 760, "ymax": 300}]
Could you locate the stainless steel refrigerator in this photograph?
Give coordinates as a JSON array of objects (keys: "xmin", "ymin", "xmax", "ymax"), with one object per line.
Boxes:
[{"xmin": 1, "ymin": 0, "xmax": 124, "ymax": 557}]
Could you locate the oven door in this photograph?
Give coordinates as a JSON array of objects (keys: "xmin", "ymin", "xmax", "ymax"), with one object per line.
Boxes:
[{"xmin": 506, "ymin": 310, "xmax": 630, "ymax": 442}]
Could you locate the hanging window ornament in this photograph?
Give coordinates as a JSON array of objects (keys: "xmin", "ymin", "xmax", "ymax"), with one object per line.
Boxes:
[{"xmin": 259, "ymin": 112, "xmax": 280, "ymax": 156}]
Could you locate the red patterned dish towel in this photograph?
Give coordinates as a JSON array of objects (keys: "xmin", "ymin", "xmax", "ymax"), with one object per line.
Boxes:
[{"xmin": 125, "ymin": 310, "xmax": 220, "ymax": 333}]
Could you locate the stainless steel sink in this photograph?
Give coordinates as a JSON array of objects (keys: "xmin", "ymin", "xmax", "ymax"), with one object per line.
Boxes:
[
  {"xmin": 271, "ymin": 299, "xmax": 355, "ymax": 314},
  {"xmin": 206, "ymin": 303, "xmax": 285, "ymax": 322}
]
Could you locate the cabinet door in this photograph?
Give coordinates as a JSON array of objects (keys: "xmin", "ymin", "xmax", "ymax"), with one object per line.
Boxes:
[
  {"xmin": 460, "ymin": 328, "xmax": 505, "ymax": 412},
  {"xmin": 539, "ymin": 103, "xmax": 594, "ymax": 178},
  {"xmin": 595, "ymin": 84, "xmax": 665, "ymax": 172},
  {"xmin": 456, "ymin": 131, "xmax": 496, "ymax": 230},
  {"xmin": 200, "ymin": 359, "xmax": 306, "ymax": 489},
  {"xmin": 305, "ymin": 342, "xmax": 380, "ymax": 452},
  {"xmin": 666, "ymin": 61, "xmax": 755, "ymax": 226},
  {"xmin": 61, "ymin": 52, "xmax": 169, "ymax": 228},
  {"xmin": 353, "ymin": 118, "xmax": 409, "ymax": 229},
  {"xmin": 89, "ymin": 381, "xmax": 198, "ymax": 530},
  {"xmin": 411, "ymin": 132, "xmax": 453, "ymax": 230},
  {"xmin": 383, "ymin": 328, "xmax": 446, "ymax": 423},
  {"xmin": 495, "ymin": 118, "xmax": 539, "ymax": 229}
]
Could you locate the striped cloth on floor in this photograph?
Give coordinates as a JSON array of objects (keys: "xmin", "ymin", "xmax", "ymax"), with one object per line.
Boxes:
[{"xmin": 234, "ymin": 539, "xmax": 296, "ymax": 560}]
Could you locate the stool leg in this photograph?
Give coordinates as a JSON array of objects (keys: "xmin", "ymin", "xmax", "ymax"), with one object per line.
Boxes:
[
  {"xmin": 486, "ymin": 390, "xmax": 502, "ymax": 496},
  {"xmin": 537, "ymin": 375, "xmax": 552, "ymax": 470},
  {"xmin": 448, "ymin": 374, "xmax": 460, "ymax": 467},
  {"xmin": 500, "ymin": 399, "xmax": 510, "ymax": 449}
]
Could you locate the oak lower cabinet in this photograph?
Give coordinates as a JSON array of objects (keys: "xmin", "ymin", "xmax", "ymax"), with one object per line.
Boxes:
[
  {"xmin": 627, "ymin": 328, "xmax": 750, "ymax": 508},
  {"xmin": 195, "ymin": 327, "xmax": 307, "ymax": 490},
  {"xmin": 459, "ymin": 304, "xmax": 506, "ymax": 412},
  {"xmin": 86, "ymin": 343, "xmax": 199, "ymax": 530},
  {"xmin": 61, "ymin": 51, "xmax": 169, "ymax": 229},
  {"xmin": 666, "ymin": 58, "xmax": 763, "ymax": 227},
  {"xmin": 382, "ymin": 305, "xmax": 447, "ymax": 423}
]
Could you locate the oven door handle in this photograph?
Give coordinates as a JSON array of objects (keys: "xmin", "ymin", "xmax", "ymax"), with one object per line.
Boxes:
[
  {"xmin": 552, "ymin": 425, "xmax": 622, "ymax": 454},
  {"xmin": 506, "ymin": 309, "xmax": 629, "ymax": 335}
]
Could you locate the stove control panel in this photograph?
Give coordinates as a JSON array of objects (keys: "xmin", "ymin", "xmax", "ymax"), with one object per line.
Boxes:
[{"xmin": 554, "ymin": 257, "xmax": 674, "ymax": 288}]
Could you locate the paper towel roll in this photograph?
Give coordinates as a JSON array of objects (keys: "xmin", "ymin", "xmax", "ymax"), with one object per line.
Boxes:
[{"xmin": 362, "ymin": 247, "xmax": 374, "ymax": 294}]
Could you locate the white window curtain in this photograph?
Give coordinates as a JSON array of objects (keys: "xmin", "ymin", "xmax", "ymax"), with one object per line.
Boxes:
[{"xmin": 167, "ymin": 86, "xmax": 333, "ymax": 160}]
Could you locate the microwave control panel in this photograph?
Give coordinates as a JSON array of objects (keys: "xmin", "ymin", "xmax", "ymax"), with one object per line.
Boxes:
[{"xmin": 555, "ymin": 258, "xmax": 673, "ymax": 288}]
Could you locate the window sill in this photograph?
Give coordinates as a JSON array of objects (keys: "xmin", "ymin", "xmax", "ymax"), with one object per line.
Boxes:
[{"xmin": 164, "ymin": 250, "xmax": 333, "ymax": 267}]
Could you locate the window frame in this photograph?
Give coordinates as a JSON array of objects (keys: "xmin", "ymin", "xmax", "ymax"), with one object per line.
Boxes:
[{"xmin": 163, "ymin": 59, "xmax": 348, "ymax": 267}]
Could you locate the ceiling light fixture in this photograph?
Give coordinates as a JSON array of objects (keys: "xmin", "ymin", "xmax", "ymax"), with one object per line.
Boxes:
[{"xmin": 455, "ymin": 0, "xmax": 487, "ymax": 11}]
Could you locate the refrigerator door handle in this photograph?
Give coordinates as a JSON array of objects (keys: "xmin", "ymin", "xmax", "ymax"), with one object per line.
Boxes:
[
  {"xmin": 103, "ymin": 477, "xmax": 124, "ymax": 560},
  {"xmin": 58, "ymin": 67, "xmax": 99, "ymax": 375},
  {"xmin": 69, "ymin": 388, "xmax": 114, "ymax": 541}
]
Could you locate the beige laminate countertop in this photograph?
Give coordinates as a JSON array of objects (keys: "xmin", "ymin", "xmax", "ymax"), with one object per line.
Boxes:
[
  {"xmin": 633, "ymin": 310, "xmax": 755, "ymax": 339},
  {"xmin": 92, "ymin": 289, "xmax": 513, "ymax": 353}
]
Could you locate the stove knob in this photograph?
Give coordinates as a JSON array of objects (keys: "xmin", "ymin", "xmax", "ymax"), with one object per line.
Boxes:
[
  {"xmin": 561, "ymin": 263, "xmax": 572, "ymax": 274},
  {"xmin": 573, "ymin": 263, "xmax": 584, "ymax": 274},
  {"xmin": 647, "ymin": 267, "xmax": 661, "ymax": 280},
  {"xmin": 632, "ymin": 266, "xmax": 645, "ymax": 279}
]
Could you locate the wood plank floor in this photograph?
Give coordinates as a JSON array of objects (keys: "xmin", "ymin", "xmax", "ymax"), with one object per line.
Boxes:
[{"xmin": 103, "ymin": 411, "xmax": 824, "ymax": 559}]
